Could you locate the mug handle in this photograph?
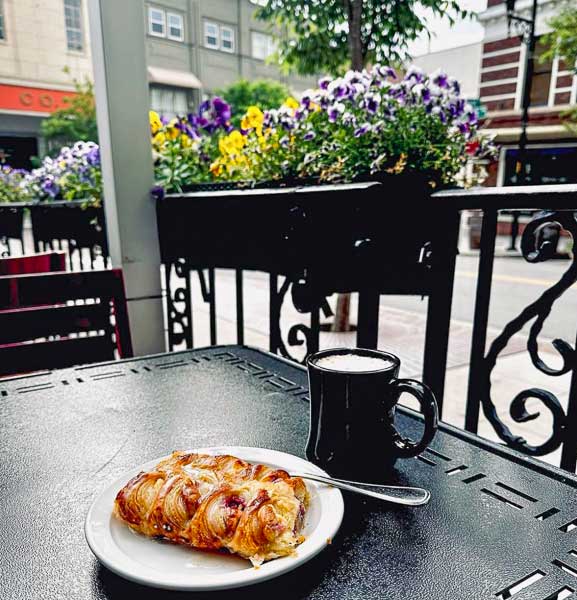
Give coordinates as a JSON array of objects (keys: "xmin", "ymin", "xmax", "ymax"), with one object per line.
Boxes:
[{"xmin": 390, "ymin": 379, "xmax": 439, "ymax": 459}]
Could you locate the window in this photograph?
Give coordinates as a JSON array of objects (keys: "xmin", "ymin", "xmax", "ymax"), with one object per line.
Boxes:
[
  {"xmin": 150, "ymin": 85, "xmax": 189, "ymax": 119},
  {"xmin": 0, "ymin": 0, "xmax": 5, "ymax": 41},
  {"xmin": 529, "ymin": 38, "xmax": 553, "ymax": 107},
  {"xmin": 204, "ymin": 21, "xmax": 219, "ymax": 49},
  {"xmin": 167, "ymin": 13, "xmax": 183, "ymax": 41},
  {"xmin": 148, "ymin": 7, "xmax": 166, "ymax": 37},
  {"xmin": 251, "ymin": 31, "xmax": 276, "ymax": 60},
  {"xmin": 204, "ymin": 21, "xmax": 235, "ymax": 53},
  {"xmin": 64, "ymin": 0, "xmax": 83, "ymax": 52},
  {"xmin": 220, "ymin": 26, "xmax": 235, "ymax": 53}
]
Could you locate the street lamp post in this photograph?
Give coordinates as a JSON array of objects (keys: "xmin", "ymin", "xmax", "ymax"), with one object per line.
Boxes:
[
  {"xmin": 505, "ymin": 0, "xmax": 538, "ymax": 251},
  {"xmin": 506, "ymin": 0, "xmax": 539, "ymax": 185}
]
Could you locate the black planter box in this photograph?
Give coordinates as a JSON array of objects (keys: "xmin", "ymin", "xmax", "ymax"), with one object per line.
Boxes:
[
  {"xmin": 157, "ymin": 176, "xmax": 458, "ymax": 296},
  {"xmin": 29, "ymin": 204, "xmax": 106, "ymax": 250},
  {"xmin": 0, "ymin": 206, "xmax": 24, "ymax": 241}
]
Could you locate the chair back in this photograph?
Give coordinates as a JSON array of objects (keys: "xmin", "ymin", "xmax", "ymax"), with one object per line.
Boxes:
[
  {"xmin": 0, "ymin": 251, "xmax": 67, "ymax": 275},
  {"xmin": 0, "ymin": 269, "xmax": 133, "ymax": 376}
]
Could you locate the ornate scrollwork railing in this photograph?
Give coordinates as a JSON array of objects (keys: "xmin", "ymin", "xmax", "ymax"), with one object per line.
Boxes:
[
  {"xmin": 165, "ymin": 258, "xmax": 192, "ymax": 350},
  {"xmin": 271, "ymin": 273, "xmax": 333, "ymax": 364},
  {"xmin": 479, "ymin": 211, "xmax": 577, "ymax": 456}
]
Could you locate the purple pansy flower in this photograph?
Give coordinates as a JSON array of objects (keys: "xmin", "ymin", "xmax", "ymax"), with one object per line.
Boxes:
[
  {"xmin": 354, "ymin": 123, "xmax": 371, "ymax": 137},
  {"xmin": 328, "ymin": 102, "xmax": 345, "ymax": 123},
  {"xmin": 432, "ymin": 69, "xmax": 449, "ymax": 89}
]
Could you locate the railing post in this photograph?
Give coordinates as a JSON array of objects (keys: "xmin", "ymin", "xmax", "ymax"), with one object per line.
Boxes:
[
  {"xmin": 422, "ymin": 210, "xmax": 461, "ymax": 418},
  {"xmin": 357, "ymin": 289, "xmax": 380, "ymax": 349},
  {"xmin": 465, "ymin": 208, "xmax": 498, "ymax": 433}
]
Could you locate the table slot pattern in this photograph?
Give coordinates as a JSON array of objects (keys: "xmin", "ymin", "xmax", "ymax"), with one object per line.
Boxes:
[
  {"xmin": 5, "ymin": 345, "xmax": 577, "ymax": 599},
  {"xmin": 496, "ymin": 570, "xmax": 546, "ymax": 600},
  {"xmin": 542, "ymin": 587, "xmax": 574, "ymax": 600}
]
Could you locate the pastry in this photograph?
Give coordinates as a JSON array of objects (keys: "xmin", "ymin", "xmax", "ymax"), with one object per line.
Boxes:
[{"xmin": 113, "ymin": 452, "xmax": 309, "ymax": 565}]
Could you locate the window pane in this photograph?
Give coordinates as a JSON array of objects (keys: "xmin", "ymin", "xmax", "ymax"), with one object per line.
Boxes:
[
  {"xmin": 205, "ymin": 22, "xmax": 219, "ymax": 48},
  {"xmin": 149, "ymin": 7, "xmax": 165, "ymax": 36},
  {"xmin": 221, "ymin": 27, "xmax": 234, "ymax": 52},
  {"xmin": 168, "ymin": 13, "xmax": 183, "ymax": 40},
  {"xmin": 64, "ymin": 0, "xmax": 83, "ymax": 51},
  {"xmin": 252, "ymin": 31, "xmax": 274, "ymax": 59},
  {"xmin": 173, "ymin": 89, "xmax": 188, "ymax": 115},
  {"xmin": 529, "ymin": 37, "xmax": 553, "ymax": 107},
  {"xmin": 0, "ymin": 0, "xmax": 6, "ymax": 40}
]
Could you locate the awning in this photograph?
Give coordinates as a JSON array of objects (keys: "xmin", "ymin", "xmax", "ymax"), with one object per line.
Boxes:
[
  {"xmin": 147, "ymin": 66, "xmax": 203, "ymax": 89},
  {"xmin": 481, "ymin": 125, "xmax": 577, "ymax": 143}
]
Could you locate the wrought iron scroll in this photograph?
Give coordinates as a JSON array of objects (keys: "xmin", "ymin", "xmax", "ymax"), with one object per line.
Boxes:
[
  {"xmin": 165, "ymin": 258, "xmax": 193, "ymax": 350},
  {"xmin": 480, "ymin": 211, "xmax": 577, "ymax": 457},
  {"xmin": 270, "ymin": 272, "xmax": 332, "ymax": 364}
]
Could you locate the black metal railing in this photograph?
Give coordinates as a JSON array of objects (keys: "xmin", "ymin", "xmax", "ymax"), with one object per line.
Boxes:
[
  {"xmin": 158, "ymin": 182, "xmax": 577, "ymax": 472},
  {"xmin": 0, "ymin": 200, "xmax": 109, "ymax": 270},
  {"xmin": 436, "ymin": 183, "xmax": 577, "ymax": 472}
]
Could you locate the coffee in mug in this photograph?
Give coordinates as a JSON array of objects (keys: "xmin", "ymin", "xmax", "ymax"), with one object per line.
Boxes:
[{"xmin": 306, "ymin": 347, "xmax": 438, "ymax": 478}]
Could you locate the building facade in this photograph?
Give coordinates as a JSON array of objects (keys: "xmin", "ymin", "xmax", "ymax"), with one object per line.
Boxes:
[
  {"xmin": 412, "ymin": 42, "xmax": 483, "ymax": 100},
  {"xmin": 478, "ymin": 0, "xmax": 577, "ymax": 186},
  {"xmin": 0, "ymin": 0, "xmax": 317, "ymax": 167}
]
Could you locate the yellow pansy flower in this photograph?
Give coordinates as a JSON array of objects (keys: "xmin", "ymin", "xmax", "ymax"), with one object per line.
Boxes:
[
  {"xmin": 219, "ymin": 130, "xmax": 247, "ymax": 155},
  {"xmin": 283, "ymin": 97, "xmax": 299, "ymax": 110},
  {"xmin": 153, "ymin": 131, "xmax": 166, "ymax": 146},
  {"xmin": 166, "ymin": 118, "xmax": 180, "ymax": 140},
  {"xmin": 241, "ymin": 105, "xmax": 264, "ymax": 131},
  {"xmin": 149, "ymin": 111, "xmax": 162, "ymax": 135},
  {"xmin": 210, "ymin": 160, "xmax": 224, "ymax": 177}
]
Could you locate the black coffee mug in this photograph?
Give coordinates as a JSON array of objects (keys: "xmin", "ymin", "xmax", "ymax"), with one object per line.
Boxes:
[{"xmin": 306, "ymin": 347, "xmax": 438, "ymax": 478}]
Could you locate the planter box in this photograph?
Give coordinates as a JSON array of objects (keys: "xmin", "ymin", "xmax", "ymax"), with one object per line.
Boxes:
[
  {"xmin": 0, "ymin": 206, "xmax": 24, "ymax": 242},
  {"xmin": 157, "ymin": 176, "xmax": 459, "ymax": 296},
  {"xmin": 23, "ymin": 201, "xmax": 108, "ymax": 260}
]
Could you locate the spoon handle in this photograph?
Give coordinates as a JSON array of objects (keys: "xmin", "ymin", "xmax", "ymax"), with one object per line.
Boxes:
[{"xmin": 291, "ymin": 472, "xmax": 430, "ymax": 506}]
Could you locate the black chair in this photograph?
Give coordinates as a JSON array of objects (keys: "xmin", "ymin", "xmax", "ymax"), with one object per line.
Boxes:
[{"xmin": 0, "ymin": 269, "xmax": 133, "ymax": 377}]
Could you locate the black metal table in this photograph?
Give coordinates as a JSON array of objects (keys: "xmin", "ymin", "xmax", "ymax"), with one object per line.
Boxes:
[{"xmin": 2, "ymin": 345, "xmax": 577, "ymax": 600}]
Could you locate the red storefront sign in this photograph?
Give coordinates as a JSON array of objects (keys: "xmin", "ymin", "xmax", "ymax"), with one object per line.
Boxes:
[{"xmin": 0, "ymin": 84, "xmax": 76, "ymax": 113}]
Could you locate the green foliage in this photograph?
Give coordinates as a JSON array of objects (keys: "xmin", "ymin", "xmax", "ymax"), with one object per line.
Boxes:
[
  {"xmin": 541, "ymin": 2, "xmax": 577, "ymax": 68},
  {"xmin": 253, "ymin": 0, "xmax": 469, "ymax": 75},
  {"xmin": 541, "ymin": 2, "xmax": 577, "ymax": 133},
  {"xmin": 40, "ymin": 75, "xmax": 98, "ymax": 155},
  {"xmin": 215, "ymin": 79, "xmax": 291, "ymax": 128}
]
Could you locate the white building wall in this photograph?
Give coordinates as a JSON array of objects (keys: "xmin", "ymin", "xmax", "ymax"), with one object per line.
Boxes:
[
  {"xmin": 0, "ymin": 0, "xmax": 93, "ymax": 89},
  {"xmin": 412, "ymin": 42, "xmax": 482, "ymax": 99}
]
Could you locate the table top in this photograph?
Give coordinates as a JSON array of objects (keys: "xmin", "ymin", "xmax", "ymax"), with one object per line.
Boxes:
[{"xmin": 2, "ymin": 345, "xmax": 577, "ymax": 600}]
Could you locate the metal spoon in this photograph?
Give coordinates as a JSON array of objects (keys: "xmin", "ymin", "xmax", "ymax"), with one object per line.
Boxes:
[{"xmin": 291, "ymin": 472, "xmax": 430, "ymax": 506}]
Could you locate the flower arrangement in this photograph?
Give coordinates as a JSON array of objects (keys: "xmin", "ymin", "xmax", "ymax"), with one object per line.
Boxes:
[
  {"xmin": 0, "ymin": 165, "xmax": 32, "ymax": 203},
  {"xmin": 24, "ymin": 141, "xmax": 102, "ymax": 204},
  {"xmin": 151, "ymin": 98, "xmax": 233, "ymax": 192},
  {"xmin": 0, "ymin": 65, "xmax": 494, "ymax": 203},
  {"xmin": 150, "ymin": 64, "xmax": 495, "ymax": 191}
]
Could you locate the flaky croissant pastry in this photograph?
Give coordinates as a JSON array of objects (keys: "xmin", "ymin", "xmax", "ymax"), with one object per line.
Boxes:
[{"xmin": 113, "ymin": 452, "xmax": 309, "ymax": 565}]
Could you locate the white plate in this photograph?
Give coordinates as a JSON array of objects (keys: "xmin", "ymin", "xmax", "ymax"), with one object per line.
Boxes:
[{"xmin": 85, "ymin": 446, "xmax": 344, "ymax": 591}]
